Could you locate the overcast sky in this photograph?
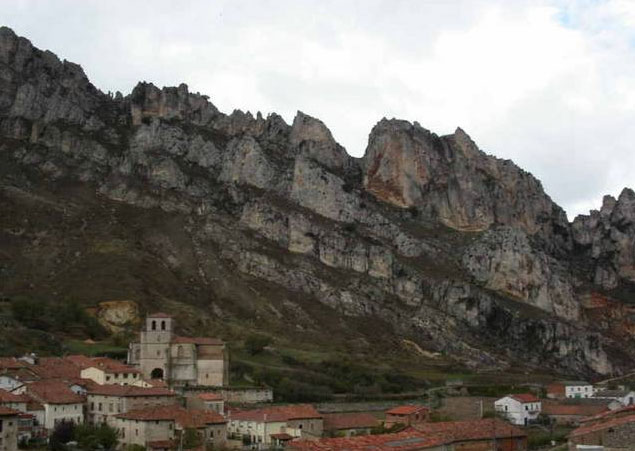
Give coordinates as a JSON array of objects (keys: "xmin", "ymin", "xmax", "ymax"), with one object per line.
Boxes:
[{"xmin": 4, "ymin": 0, "xmax": 635, "ymax": 219}]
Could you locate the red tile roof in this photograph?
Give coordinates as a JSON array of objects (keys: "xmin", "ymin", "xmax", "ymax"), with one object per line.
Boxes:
[
  {"xmin": 85, "ymin": 357, "xmax": 141, "ymax": 374},
  {"xmin": 230, "ymin": 404, "xmax": 321, "ymax": 423},
  {"xmin": 26, "ymin": 380, "xmax": 85, "ymax": 404},
  {"xmin": 198, "ymin": 393, "xmax": 224, "ymax": 401},
  {"xmin": 323, "ymin": 413, "xmax": 379, "ymax": 431},
  {"xmin": 0, "ymin": 358, "xmax": 27, "ymax": 370},
  {"xmin": 173, "ymin": 336, "xmax": 224, "ymax": 346},
  {"xmin": 509, "ymin": 393, "xmax": 540, "ymax": 403},
  {"xmin": 0, "ymin": 406, "xmax": 20, "ymax": 416},
  {"xmin": 0, "ymin": 390, "xmax": 29, "ymax": 403},
  {"xmin": 149, "ymin": 312, "xmax": 173, "ymax": 318},
  {"xmin": 571, "ymin": 413, "xmax": 635, "ymax": 438},
  {"xmin": 147, "ymin": 440, "xmax": 175, "ymax": 450},
  {"xmin": 542, "ymin": 403, "xmax": 607, "ymax": 417},
  {"xmin": 65, "ymin": 355, "xmax": 96, "ymax": 369},
  {"xmin": 116, "ymin": 406, "xmax": 225, "ymax": 426},
  {"xmin": 31, "ymin": 357, "xmax": 82, "ymax": 379},
  {"xmin": 87, "ymin": 384, "xmax": 176, "ymax": 397},
  {"xmin": 412, "ymin": 418, "xmax": 526, "ymax": 441},
  {"xmin": 385, "ymin": 405, "xmax": 429, "ymax": 416},
  {"xmin": 579, "ymin": 404, "xmax": 635, "ymax": 424},
  {"xmin": 288, "ymin": 428, "xmax": 446, "ymax": 450},
  {"xmin": 145, "ymin": 379, "xmax": 168, "ymax": 388},
  {"xmin": 270, "ymin": 433, "xmax": 294, "ymax": 440},
  {"xmin": 292, "ymin": 421, "xmax": 526, "ymax": 450}
]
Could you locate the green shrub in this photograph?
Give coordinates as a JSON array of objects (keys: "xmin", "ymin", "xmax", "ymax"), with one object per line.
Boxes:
[{"xmin": 244, "ymin": 334, "xmax": 271, "ymax": 355}]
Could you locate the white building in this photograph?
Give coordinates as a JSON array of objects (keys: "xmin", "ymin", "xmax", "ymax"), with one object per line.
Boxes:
[
  {"xmin": 20, "ymin": 380, "xmax": 84, "ymax": 430},
  {"xmin": 495, "ymin": 394, "xmax": 541, "ymax": 426},
  {"xmin": 228, "ymin": 404, "xmax": 323, "ymax": 446},
  {"xmin": 593, "ymin": 390, "xmax": 635, "ymax": 407},
  {"xmin": 564, "ymin": 381, "xmax": 594, "ymax": 399}
]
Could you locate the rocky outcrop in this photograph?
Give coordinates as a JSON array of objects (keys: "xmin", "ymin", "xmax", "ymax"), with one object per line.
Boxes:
[
  {"xmin": 362, "ymin": 120, "xmax": 570, "ymax": 249},
  {"xmin": 462, "ymin": 227, "xmax": 580, "ymax": 321},
  {"xmin": 572, "ymin": 189, "xmax": 635, "ymax": 290},
  {"xmin": 1, "ymin": 26, "xmax": 635, "ymax": 377}
]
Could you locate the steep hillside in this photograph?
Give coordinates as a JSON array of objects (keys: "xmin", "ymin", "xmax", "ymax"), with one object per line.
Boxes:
[{"xmin": 1, "ymin": 26, "xmax": 634, "ymax": 381}]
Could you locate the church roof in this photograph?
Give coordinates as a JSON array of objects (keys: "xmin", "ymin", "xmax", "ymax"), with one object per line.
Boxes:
[
  {"xmin": 148, "ymin": 312, "xmax": 173, "ymax": 318},
  {"xmin": 87, "ymin": 385, "xmax": 176, "ymax": 397},
  {"xmin": 173, "ymin": 336, "xmax": 224, "ymax": 345}
]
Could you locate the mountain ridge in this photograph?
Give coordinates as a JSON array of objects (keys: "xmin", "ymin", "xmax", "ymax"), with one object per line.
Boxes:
[{"xmin": 1, "ymin": 25, "xmax": 634, "ymax": 380}]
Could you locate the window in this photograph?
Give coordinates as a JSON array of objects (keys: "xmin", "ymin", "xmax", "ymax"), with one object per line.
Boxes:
[
  {"xmin": 90, "ymin": 403, "xmax": 94, "ymax": 411},
  {"xmin": 525, "ymin": 406, "xmax": 528, "ymax": 411},
  {"xmin": 98, "ymin": 403, "xmax": 103, "ymax": 412},
  {"xmin": 152, "ymin": 321, "xmax": 156, "ymax": 331},
  {"xmin": 135, "ymin": 429, "xmax": 138, "ymax": 436},
  {"xmin": 161, "ymin": 321, "xmax": 166, "ymax": 331}
]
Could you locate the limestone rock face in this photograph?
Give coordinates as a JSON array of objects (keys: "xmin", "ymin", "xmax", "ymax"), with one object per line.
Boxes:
[
  {"xmin": 130, "ymin": 82, "xmax": 219, "ymax": 126},
  {"xmin": 290, "ymin": 111, "xmax": 348, "ymax": 170},
  {"xmin": 362, "ymin": 120, "xmax": 570, "ymax": 249},
  {"xmin": 1, "ymin": 26, "xmax": 635, "ymax": 377},
  {"xmin": 572, "ymin": 189, "xmax": 635, "ymax": 289},
  {"xmin": 462, "ymin": 227, "xmax": 579, "ymax": 321}
]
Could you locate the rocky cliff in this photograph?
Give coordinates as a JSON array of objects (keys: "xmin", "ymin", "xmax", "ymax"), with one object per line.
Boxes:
[{"xmin": 1, "ymin": 26, "xmax": 634, "ymax": 377}]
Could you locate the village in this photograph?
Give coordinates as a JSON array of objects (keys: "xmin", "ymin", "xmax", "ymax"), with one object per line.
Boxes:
[{"xmin": 0, "ymin": 313, "xmax": 634, "ymax": 451}]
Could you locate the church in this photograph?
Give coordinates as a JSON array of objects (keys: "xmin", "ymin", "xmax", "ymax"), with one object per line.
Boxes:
[{"xmin": 127, "ymin": 313, "xmax": 228, "ymax": 387}]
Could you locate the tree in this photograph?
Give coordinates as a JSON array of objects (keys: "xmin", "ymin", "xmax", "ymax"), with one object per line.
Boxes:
[
  {"xmin": 49, "ymin": 421, "xmax": 75, "ymax": 451},
  {"xmin": 244, "ymin": 334, "xmax": 271, "ymax": 355},
  {"xmin": 182, "ymin": 428, "xmax": 202, "ymax": 450},
  {"xmin": 73, "ymin": 423, "xmax": 118, "ymax": 450}
]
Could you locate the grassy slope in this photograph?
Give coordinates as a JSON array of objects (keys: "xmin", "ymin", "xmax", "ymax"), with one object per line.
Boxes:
[{"xmin": 0, "ymin": 159, "xmax": 568, "ymax": 399}]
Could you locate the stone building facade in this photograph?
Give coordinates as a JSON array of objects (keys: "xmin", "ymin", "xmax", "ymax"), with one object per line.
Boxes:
[
  {"xmin": 127, "ymin": 313, "xmax": 228, "ymax": 387},
  {"xmin": 0, "ymin": 408, "xmax": 18, "ymax": 451}
]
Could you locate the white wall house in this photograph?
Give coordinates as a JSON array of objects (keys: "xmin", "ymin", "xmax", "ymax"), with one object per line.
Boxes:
[
  {"xmin": 494, "ymin": 394, "xmax": 541, "ymax": 426},
  {"xmin": 593, "ymin": 390, "xmax": 635, "ymax": 407},
  {"xmin": 0, "ymin": 377, "xmax": 22, "ymax": 393},
  {"xmin": 564, "ymin": 382, "xmax": 594, "ymax": 398}
]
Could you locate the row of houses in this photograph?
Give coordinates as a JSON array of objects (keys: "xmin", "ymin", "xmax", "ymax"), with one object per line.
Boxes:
[
  {"xmin": 547, "ymin": 380, "xmax": 635, "ymax": 405},
  {"xmin": 288, "ymin": 418, "xmax": 527, "ymax": 451}
]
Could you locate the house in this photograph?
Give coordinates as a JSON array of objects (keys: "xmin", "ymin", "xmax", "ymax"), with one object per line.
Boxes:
[
  {"xmin": 0, "ymin": 407, "xmax": 19, "ymax": 451},
  {"xmin": 494, "ymin": 394, "xmax": 541, "ymax": 425},
  {"xmin": 288, "ymin": 428, "xmax": 447, "ymax": 450},
  {"xmin": 289, "ymin": 418, "xmax": 527, "ymax": 450},
  {"xmin": 568, "ymin": 405, "xmax": 635, "ymax": 450},
  {"xmin": 79, "ymin": 357, "xmax": 141, "ymax": 386},
  {"xmin": 21, "ymin": 380, "xmax": 84, "ymax": 430},
  {"xmin": 185, "ymin": 392, "xmax": 224, "ymax": 415},
  {"xmin": 322, "ymin": 412, "xmax": 378, "ymax": 437},
  {"xmin": 228, "ymin": 404, "xmax": 323, "ymax": 446},
  {"xmin": 542, "ymin": 402, "xmax": 607, "ymax": 426},
  {"xmin": 127, "ymin": 313, "xmax": 228, "ymax": 387},
  {"xmin": 384, "ymin": 405, "xmax": 429, "ymax": 428},
  {"xmin": 547, "ymin": 381, "xmax": 594, "ymax": 399},
  {"xmin": 86, "ymin": 384, "xmax": 177, "ymax": 425},
  {"xmin": 115, "ymin": 405, "xmax": 226, "ymax": 450},
  {"xmin": 0, "ymin": 392, "xmax": 28, "ymax": 414},
  {"xmin": 592, "ymin": 389, "xmax": 635, "ymax": 407},
  {"xmin": 0, "ymin": 368, "xmax": 38, "ymax": 392}
]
